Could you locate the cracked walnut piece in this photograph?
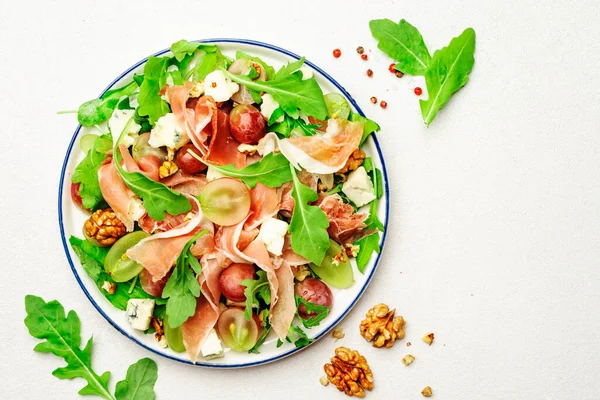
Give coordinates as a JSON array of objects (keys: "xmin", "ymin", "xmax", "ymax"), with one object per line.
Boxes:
[
  {"xmin": 159, "ymin": 160, "xmax": 179, "ymax": 179},
  {"xmin": 337, "ymin": 149, "xmax": 366, "ymax": 174},
  {"xmin": 421, "ymin": 386, "xmax": 433, "ymax": 397},
  {"xmin": 360, "ymin": 303, "xmax": 406, "ymax": 348},
  {"xmin": 324, "ymin": 347, "xmax": 374, "ymax": 398},
  {"xmin": 83, "ymin": 209, "xmax": 126, "ymax": 246}
]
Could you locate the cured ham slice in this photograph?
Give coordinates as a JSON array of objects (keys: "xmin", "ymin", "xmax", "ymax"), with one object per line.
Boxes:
[
  {"xmin": 98, "ymin": 158, "xmax": 137, "ymax": 232},
  {"xmin": 138, "ymin": 211, "xmax": 187, "ymax": 235},
  {"xmin": 204, "ymin": 110, "xmax": 246, "ymax": 169},
  {"xmin": 181, "ymin": 295, "xmax": 219, "ymax": 363},
  {"xmin": 278, "ymin": 182, "xmax": 294, "ymax": 218},
  {"xmin": 244, "ymin": 183, "xmax": 281, "ymax": 230},
  {"xmin": 166, "ymin": 84, "xmax": 216, "ymax": 155},
  {"xmin": 161, "ymin": 170, "xmax": 207, "ymax": 196},
  {"xmin": 139, "ymin": 268, "xmax": 170, "ymax": 297},
  {"xmin": 271, "ymin": 258, "xmax": 296, "ymax": 341},
  {"xmin": 126, "ymin": 196, "xmax": 214, "ymax": 282},
  {"xmin": 258, "ymin": 118, "xmax": 363, "ymax": 174},
  {"xmin": 318, "ymin": 194, "xmax": 368, "ymax": 244},
  {"xmin": 281, "ymin": 234, "xmax": 309, "ymax": 266},
  {"xmin": 119, "ymin": 144, "xmax": 161, "ymax": 181}
]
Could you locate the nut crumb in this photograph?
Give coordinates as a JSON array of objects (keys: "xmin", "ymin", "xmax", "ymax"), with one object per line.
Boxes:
[
  {"xmin": 406, "ymin": 341, "xmax": 412, "ymax": 347},
  {"xmin": 332, "ymin": 327, "xmax": 345, "ymax": 341},
  {"xmin": 319, "ymin": 376, "xmax": 329, "ymax": 386},
  {"xmin": 101, "ymin": 281, "xmax": 116, "ymax": 295},
  {"xmin": 422, "ymin": 332, "xmax": 435, "ymax": 346},
  {"xmin": 421, "ymin": 386, "xmax": 433, "ymax": 397},
  {"xmin": 159, "ymin": 160, "xmax": 179, "ymax": 179},
  {"xmin": 402, "ymin": 354, "xmax": 415, "ymax": 366}
]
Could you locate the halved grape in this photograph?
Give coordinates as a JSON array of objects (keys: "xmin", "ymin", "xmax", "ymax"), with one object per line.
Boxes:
[
  {"xmin": 216, "ymin": 308, "xmax": 259, "ymax": 352},
  {"xmin": 70, "ymin": 182, "xmax": 90, "ymax": 213},
  {"xmin": 199, "ymin": 178, "xmax": 251, "ymax": 226},
  {"xmin": 309, "ymin": 239, "xmax": 354, "ymax": 289},
  {"xmin": 104, "ymin": 231, "xmax": 149, "ymax": 282},
  {"xmin": 80, "ymin": 134, "xmax": 98, "ymax": 154},
  {"xmin": 164, "ymin": 314, "xmax": 185, "ymax": 353},
  {"xmin": 324, "ymin": 93, "xmax": 351, "ymax": 120},
  {"xmin": 229, "ymin": 104, "xmax": 266, "ymax": 144},
  {"xmin": 132, "ymin": 132, "xmax": 167, "ymax": 163},
  {"xmin": 176, "ymin": 144, "xmax": 207, "ymax": 174}
]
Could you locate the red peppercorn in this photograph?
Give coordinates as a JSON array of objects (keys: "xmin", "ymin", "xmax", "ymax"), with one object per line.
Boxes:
[
  {"xmin": 388, "ymin": 63, "xmax": 396, "ymax": 73},
  {"xmin": 380, "ymin": 100, "xmax": 387, "ymax": 109},
  {"xmin": 333, "ymin": 48, "xmax": 341, "ymax": 58},
  {"xmin": 414, "ymin": 87, "xmax": 423, "ymax": 96},
  {"xmin": 370, "ymin": 96, "xmax": 378, "ymax": 104},
  {"xmin": 366, "ymin": 69, "xmax": 373, "ymax": 77},
  {"xmin": 361, "ymin": 54, "xmax": 368, "ymax": 60}
]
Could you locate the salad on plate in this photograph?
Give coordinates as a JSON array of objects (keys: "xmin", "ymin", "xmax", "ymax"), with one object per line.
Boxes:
[{"xmin": 67, "ymin": 39, "xmax": 384, "ymax": 362}]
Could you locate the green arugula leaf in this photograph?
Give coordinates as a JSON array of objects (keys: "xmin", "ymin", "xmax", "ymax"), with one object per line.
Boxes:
[
  {"xmin": 288, "ymin": 165, "xmax": 330, "ymax": 265},
  {"xmin": 24, "ymin": 295, "xmax": 115, "ymax": 399},
  {"xmin": 295, "ymin": 295, "xmax": 330, "ymax": 328},
  {"xmin": 355, "ymin": 232, "xmax": 381, "ymax": 273},
  {"xmin": 72, "ymin": 134, "xmax": 112, "ymax": 210},
  {"xmin": 137, "ymin": 56, "xmax": 171, "ymax": 126},
  {"xmin": 248, "ymin": 310, "xmax": 271, "ymax": 354},
  {"xmin": 274, "ymin": 57, "xmax": 305, "ymax": 80},
  {"xmin": 286, "ymin": 324, "xmax": 314, "ymax": 348},
  {"xmin": 162, "ymin": 231, "xmax": 207, "ymax": 328},
  {"xmin": 420, "ymin": 27, "xmax": 476, "ymax": 125},
  {"xmin": 114, "ymin": 358, "xmax": 158, "ymax": 400},
  {"xmin": 349, "ymin": 112, "xmax": 381, "ymax": 145},
  {"xmin": 170, "ymin": 40, "xmax": 217, "ymax": 62},
  {"xmin": 78, "ymin": 80, "xmax": 138, "ymax": 127},
  {"xmin": 362, "ymin": 158, "xmax": 384, "ymax": 231},
  {"xmin": 241, "ymin": 270, "xmax": 271, "ymax": 321},
  {"xmin": 69, "ymin": 236, "xmax": 162, "ymax": 310},
  {"xmin": 222, "ymin": 68, "xmax": 328, "ymax": 120},
  {"xmin": 206, "ymin": 153, "xmax": 293, "ymax": 188},
  {"xmin": 369, "ymin": 18, "xmax": 432, "ymax": 76},
  {"xmin": 269, "ymin": 113, "xmax": 319, "ymax": 138},
  {"xmin": 236, "ymin": 50, "xmax": 276, "ymax": 80}
]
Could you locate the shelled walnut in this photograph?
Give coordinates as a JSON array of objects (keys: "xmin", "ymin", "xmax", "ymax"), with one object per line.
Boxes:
[
  {"xmin": 159, "ymin": 160, "xmax": 179, "ymax": 179},
  {"xmin": 83, "ymin": 209, "xmax": 126, "ymax": 246},
  {"xmin": 324, "ymin": 347, "xmax": 374, "ymax": 397},
  {"xmin": 337, "ymin": 149, "xmax": 366, "ymax": 174},
  {"xmin": 359, "ymin": 303, "xmax": 405, "ymax": 348}
]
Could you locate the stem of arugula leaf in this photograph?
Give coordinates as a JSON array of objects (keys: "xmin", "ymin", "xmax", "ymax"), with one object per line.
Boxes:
[
  {"xmin": 128, "ymin": 276, "xmax": 138, "ymax": 294},
  {"xmin": 56, "ymin": 110, "xmax": 77, "ymax": 114}
]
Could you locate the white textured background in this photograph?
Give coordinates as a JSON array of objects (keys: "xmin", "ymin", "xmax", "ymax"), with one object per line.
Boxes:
[{"xmin": 2, "ymin": 0, "xmax": 600, "ymax": 398}]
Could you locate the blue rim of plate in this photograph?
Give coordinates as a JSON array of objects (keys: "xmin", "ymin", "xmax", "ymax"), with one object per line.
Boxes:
[{"xmin": 58, "ymin": 38, "xmax": 390, "ymax": 368}]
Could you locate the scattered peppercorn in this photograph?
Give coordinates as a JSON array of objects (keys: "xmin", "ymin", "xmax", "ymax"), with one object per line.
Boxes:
[
  {"xmin": 380, "ymin": 100, "xmax": 387, "ymax": 109},
  {"xmin": 356, "ymin": 46, "xmax": 364, "ymax": 54},
  {"xmin": 370, "ymin": 96, "xmax": 377, "ymax": 104},
  {"xmin": 414, "ymin": 87, "xmax": 423, "ymax": 96},
  {"xmin": 395, "ymin": 71, "xmax": 404, "ymax": 78},
  {"xmin": 361, "ymin": 53, "xmax": 368, "ymax": 60},
  {"xmin": 366, "ymin": 69, "xmax": 373, "ymax": 77},
  {"xmin": 388, "ymin": 63, "xmax": 396, "ymax": 73},
  {"xmin": 333, "ymin": 48, "xmax": 341, "ymax": 58}
]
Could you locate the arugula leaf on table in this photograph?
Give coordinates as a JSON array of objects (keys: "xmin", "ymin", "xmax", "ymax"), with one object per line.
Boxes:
[
  {"xmin": 222, "ymin": 68, "xmax": 328, "ymax": 120},
  {"xmin": 137, "ymin": 56, "xmax": 171, "ymax": 126},
  {"xmin": 288, "ymin": 165, "xmax": 331, "ymax": 265},
  {"xmin": 369, "ymin": 18, "xmax": 432, "ymax": 76},
  {"xmin": 349, "ymin": 112, "xmax": 381, "ymax": 145},
  {"xmin": 206, "ymin": 152, "xmax": 292, "ymax": 188},
  {"xmin": 420, "ymin": 27, "xmax": 476, "ymax": 125},
  {"xmin": 72, "ymin": 134, "xmax": 112, "ymax": 210},
  {"xmin": 241, "ymin": 270, "xmax": 271, "ymax": 321},
  {"xmin": 162, "ymin": 230, "xmax": 207, "ymax": 328},
  {"xmin": 236, "ymin": 50, "xmax": 276, "ymax": 80},
  {"xmin": 295, "ymin": 295, "xmax": 330, "ymax": 328},
  {"xmin": 78, "ymin": 80, "xmax": 138, "ymax": 127},
  {"xmin": 69, "ymin": 236, "xmax": 162, "ymax": 310},
  {"xmin": 24, "ymin": 295, "xmax": 159, "ymax": 400},
  {"xmin": 248, "ymin": 310, "xmax": 271, "ymax": 354},
  {"xmin": 114, "ymin": 358, "xmax": 158, "ymax": 400}
]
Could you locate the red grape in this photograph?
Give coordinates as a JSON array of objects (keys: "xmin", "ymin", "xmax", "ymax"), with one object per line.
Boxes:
[
  {"xmin": 229, "ymin": 104, "xmax": 266, "ymax": 144},
  {"xmin": 71, "ymin": 182, "xmax": 90, "ymax": 213},
  {"xmin": 219, "ymin": 263, "xmax": 256, "ymax": 302},
  {"xmin": 176, "ymin": 144, "xmax": 207, "ymax": 174},
  {"xmin": 295, "ymin": 277, "xmax": 333, "ymax": 318}
]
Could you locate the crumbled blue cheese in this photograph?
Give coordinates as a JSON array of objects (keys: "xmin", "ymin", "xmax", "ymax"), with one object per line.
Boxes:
[
  {"xmin": 126, "ymin": 299, "xmax": 155, "ymax": 331},
  {"xmin": 260, "ymin": 93, "xmax": 283, "ymax": 123},
  {"xmin": 204, "ymin": 70, "xmax": 239, "ymax": 102},
  {"xmin": 342, "ymin": 166, "xmax": 376, "ymax": 207},
  {"xmin": 206, "ymin": 166, "xmax": 225, "ymax": 181},
  {"xmin": 109, "ymin": 109, "xmax": 141, "ymax": 148},
  {"xmin": 189, "ymin": 81, "xmax": 205, "ymax": 98},
  {"xmin": 201, "ymin": 329, "xmax": 224, "ymax": 359},
  {"xmin": 127, "ymin": 196, "xmax": 146, "ymax": 222},
  {"xmin": 258, "ymin": 218, "xmax": 289, "ymax": 256},
  {"xmin": 148, "ymin": 113, "xmax": 189, "ymax": 150}
]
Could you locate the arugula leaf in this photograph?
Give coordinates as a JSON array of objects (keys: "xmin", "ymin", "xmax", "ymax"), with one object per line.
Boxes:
[
  {"xmin": 420, "ymin": 28, "xmax": 476, "ymax": 125},
  {"xmin": 162, "ymin": 231, "xmax": 207, "ymax": 328},
  {"xmin": 288, "ymin": 165, "xmax": 330, "ymax": 265},
  {"xmin": 355, "ymin": 232, "xmax": 381, "ymax": 273},
  {"xmin": 349, "ymin": 112, "xmax": 381, "ymax": 145},
  {"xmin": 286, "ymin": 324, "xmax": 314, "ymax": 348},
  {"xmin": 274, "ymin": 57, "xmax": 305, "ymax": 80},
  {"xmin": 69, "ymin": 236, "xmax": 161, "ymax": 310},
  {"xmin": 78, "ymin": 80, "xmax": 138, "ymax": 127},
  {"xmin": 72, "ymin": 134, "xmax": 112, "ymax": 210},
  {"xmin": 24, "ymin": 295, "xmax": 159, "ymax": 400},
  {"xmin": 236, "ymin": 50, "xmax": 276, "ymax": 80},
  {"xmin": 137, "ymin": 56, "xmax": 171, "ymax": 126},
  {"xmin": 206, "ymin": 153, "xmax": 293, "ymax": 188},
  {"xmin": 269, "ymin": 113, "xmax": 319, "ymax": 138},
  {"xmin": 170, "ymin": 40, "xmax": 216, "ymax": 62},
  {"xmin": 222, "ymin": 68, "xmax": 328, "ymax": 120},
  {"xmin": 295, "ymin": 295, "xmax": 330, "ymax": 328},
  {"xmin": 248, "ymin": 310, "xmax": 271, "ymax": 354},
  {"xmin": 241, "ymin": 270, "xmax": 271, "ymax": 321},
  {"xmin": 114, "ymin": 358, "xmax": 158, "ymax": 400},
  {"xmin": 369, "ymin": 19, "xmax": 432, "ymax": 76}
]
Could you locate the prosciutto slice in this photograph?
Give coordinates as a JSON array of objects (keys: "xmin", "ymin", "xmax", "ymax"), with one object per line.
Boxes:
[
  {"xmin": 98, "ymin": 158, "xmax": 137, "ymax": 232},
  {"xmin": 258, "ymin": 118, "xmax": 363, "ymax": 174},
  {"xmin": 126, "ymin": 196, "xmax": 214, "ymax": 282},
  {"xmin": 204, "ymin": 110, "xmax": 246, "ymax": 168},
  {"xmin": 166, "ymin": 84, "xmax": 216, "ymax": 155},
  {"xmin": 119, "ymin": 144, "xmax": 161, "ymax": 181},
  {"xmin": 181, "ymin": 295, "xmax": 219, "ymax": 363},
  {"xmin": 318, "ymin": 194, "xmax": 368, "ymax": 244},
  {"xmin": 271, "ymin": 258, "xmax": 296, "ymax": 341},
  {"xmin": 281, "ymin": 234, "xmax": 309, "ymax": 266},
  {"xmin": 161, "ymin": 170, "xmax": 207, "ymax": 196},
  {"xmin": 244, "ymin": 183, "xmax": 281, "ymax": 230}
]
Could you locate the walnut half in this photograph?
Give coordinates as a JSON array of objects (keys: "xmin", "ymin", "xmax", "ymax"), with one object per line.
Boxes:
[
  {"xmin": 83, "ymin": 209, "xmax": 126, "ymax": 246},
  {"xmin": 359, "ymin": 303, "xmax": 406, "ymax": 348},
  {"xmin": 324, "ymin": 347, "xmax": 374, "ymax": 398}
]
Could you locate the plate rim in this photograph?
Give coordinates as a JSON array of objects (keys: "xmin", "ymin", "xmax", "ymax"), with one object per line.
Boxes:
[{"xmin": 58, "ymin": 38, "xmax": 390, "ymax": 368}]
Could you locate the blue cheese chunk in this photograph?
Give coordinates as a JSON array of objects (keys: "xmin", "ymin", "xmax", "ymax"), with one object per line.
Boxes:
[
  {"xmin": 109, "ymin": 109, "xmax": 141, "ymax": 148},
  {"xmin": 204, "ymin": 70, "xmax": 239, "ymax": 102},
  {"xmin": 342, "ymin": 166, "xmax": 376, "ymax": 207},
  {"xmin": 148, "ymin": 113, "xmax": 189, "ymax": 150},
  {"xmin": 201, "ymin": 329, "xmax": 224, "ymax": 359},
  {"xmin": 126, "ymin": 299, "xmax": 155, "ymax": 331},
  {"xmin": 258, "ymin": 218, "xmax": 289, "ymax": 256}
]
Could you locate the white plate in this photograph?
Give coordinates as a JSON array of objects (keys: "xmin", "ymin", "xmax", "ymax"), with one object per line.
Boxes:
[{"xmin": 58, "ymin": 39, "xmax": 389, "ymax": 368}]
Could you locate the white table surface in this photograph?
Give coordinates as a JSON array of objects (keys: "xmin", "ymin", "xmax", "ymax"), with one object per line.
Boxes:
[{"xmin": 2, "ymin": 0, "xmax": 600, "ymax": 398}]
